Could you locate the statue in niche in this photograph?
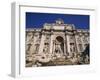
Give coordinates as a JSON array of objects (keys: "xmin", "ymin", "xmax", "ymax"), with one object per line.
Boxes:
[
  {"xmin": 54, "ymin": 40, "xmax": 63, "ymax": 54},
  {"xmin": 43, "ymin": 43, "xmax": 49, "ymax": 54},
  {"xmin": 70, "ymin": 43, "xmax": 75, "ymax": 52}
]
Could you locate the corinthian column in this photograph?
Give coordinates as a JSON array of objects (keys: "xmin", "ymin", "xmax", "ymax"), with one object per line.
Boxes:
[
  {"xmin": 64, "ymin": 40, "xmax": 67, "ymax": 56},
  {"xmin": 38, "ymin": 33, "xmax": 45, "ymax": 54},
  {"xmin": 49, "ymin": 34, "xmax": 54, "ymax": 54},
  {"xmin": 74, "ymin": 35, "xmax": 79, "ymax": 53},
  {"xmin": 65, "ymin": 34, "xmax": 70, "ymax": 56}
]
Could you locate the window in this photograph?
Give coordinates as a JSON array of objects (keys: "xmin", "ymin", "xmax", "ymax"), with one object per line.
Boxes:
[
  {"xmin": 78, "ymin": 44, "xmax": 83, "ymax": 51},
  {"xmin": 83, "ymin": 36, "xmax": 88, "ymax": 43},
  {"xmin": 77, "ymin": 37, "xmax": 81, "ymax": 43}
]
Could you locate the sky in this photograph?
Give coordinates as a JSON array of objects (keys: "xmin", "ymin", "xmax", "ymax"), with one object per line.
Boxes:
[{"xmin": 26, "ymin": 12, "xmax": 89, "ymax": 29}]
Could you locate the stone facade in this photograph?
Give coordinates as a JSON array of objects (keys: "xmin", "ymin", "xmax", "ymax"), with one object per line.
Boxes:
[{"xmin": 26, "ymin": 19, "xmax": 89, "ymax": 67}]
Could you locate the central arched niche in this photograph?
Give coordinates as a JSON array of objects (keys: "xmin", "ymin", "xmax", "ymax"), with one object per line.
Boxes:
[{"xmin": 55, "ymin": 36, "xmax": 64, "ymax": 54}]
